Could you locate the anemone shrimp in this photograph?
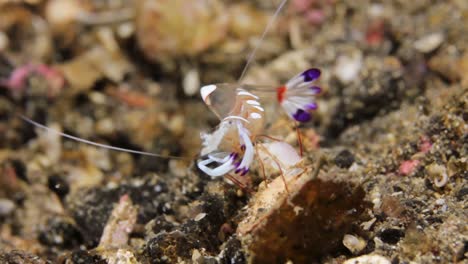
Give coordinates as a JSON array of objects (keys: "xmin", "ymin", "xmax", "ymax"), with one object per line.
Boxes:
[{"xmin": 197, "ymin": 68, "xmax": 322, "ymax": 181}]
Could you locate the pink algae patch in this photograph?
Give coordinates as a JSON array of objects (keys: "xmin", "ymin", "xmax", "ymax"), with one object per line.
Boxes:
[
  {"xmin": 399, "ymin": 160, "xmax": 420, "ymax": 176},
  {"xmin": 2, "ymin": 64, "xmax": 65, "ymax": 96},
  {"xmin": 419, "ymin": 136, "xmax": 432, "ymax": 154}
]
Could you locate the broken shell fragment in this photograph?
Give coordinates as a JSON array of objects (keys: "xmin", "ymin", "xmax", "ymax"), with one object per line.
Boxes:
[{"xmin": 343, "ymin": 234, "xmax": 367, "ymax": 254}]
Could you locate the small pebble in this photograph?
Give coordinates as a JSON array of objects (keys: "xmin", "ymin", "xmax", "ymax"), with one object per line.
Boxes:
[
  {"xmin": 48, "ymin": 174, "xmax": 70, "ymax": 198},
  {"xmin": 10, "ymin": 159, "xmax": 28, "ymax": 183},
  {"xmin": 194, "ymin": 213, "xmax": 207, "ymax": 221},
  {"xmin": 0, "ymin": 31, "xmax": 9, "ymax": 51},
  {"xmin": 0, "ymin": 198, "xmax": 16, "ymax": 217},
  {"xmin": 414, "ymin": 32, "xmax": 444, "ymax": 53},
  {"xmin": 335, "ymin": 150, "xmax": 355, "ymax": 169},
  {"xmin": 399, "ymin": 160, "xmax": 420, "ymax": 176},
  {"xmin": 378, "ymin": 228, "xmax": 405, "ymax": 244},
  {"xmin": 343, "ymin": 234, "xmax": 367, "ymax": 254},
  {"xmin": 427, "ymin": 164, "xmax": 448, "ymax": 188},
  {"xmin": 344, "ymin": 254, "xmax": 390, "ymax": 264},
  {"xmin": 334, "ymin": 53, "xmax": 363, "ymax": 84},
  {"xmin": 192, "ymin": 249, "xmax": 202, "ymax": 263},
  {"xmin": 183, "ymin": 68, "xmax": 200, "ymax": 96}
]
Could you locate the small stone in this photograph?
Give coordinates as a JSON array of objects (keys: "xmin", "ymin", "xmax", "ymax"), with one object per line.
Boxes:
[
  {"xmin": 192, "ymin": 249, "xmax": 202, "ymax": 263},
  {"xmin": 167, "ymin": 114, "xmax": 185, "ymax": 136},
  {"xmin": 334, "ymin": 53, "xmax": 363, "ymax": 84},
  {"xmin": 0, "ymin": 31, "xmax": 8, "ymax": 51},
  {"xmin": 427, "ymin": 163, "xmax": 448, "ymax": 188},
  {"xmin": 9, "ymin": 159, "xmax": 28, "ymax": 183},
  {"xmin": 95, "ymin": 118, "xmax": 115, "ymax": 135},
  {"xmin": 48, "ymin": 174, "xmax": 70, "ymax": 199},
  {"xmin": 45, "ymin": 0, "xmax": 84, "ymax": 30},
  {"xmin": 414, "ymin": 33, "xmax": 444, "ymax": 53},
  {"xmin": 378, "ymin": 228, "xmax": 405, "ymax": 244},
  {"xmin": 335, "ymin": 150, "xmax": 355, "ymax": 169},
  {"xmin": 38, "ymin": 217, "xmax": 82, "ymax": 248},
  {"xmin": 0, "ymin": 251, "xmax": 49, "ymax": 264},
  {"xmin": 194, "ymin": 213, "xmax": 207, "ymax": 222},
  {"xmin": 343, "ymin": 254, "xmax": 390, "ymax": 264},
  {"xmin": 0, "ymin": 198, "xmax": 16, "ymax": 217},
  {"xmin": 183, "ymin": 68, "xmax": 200, "ymax": 96},
  {"xmin": 360, "ymin": 218, "xmax": 377, "ymax": 231},
  {"xmin": 456, "ymin": 187, "xmax": 468, "ymax": 201},
  {"xmin": 101, "ymin": 249, "xmax": 138, "ymax": 264},
  {"xmin": 68, "ymin": 250, "xmax": 104, "ymax": 264},
  {"xmin": 398, "ymin": 160, "xmax": 420, "ymax": 176},
  {"xmin": 343, "ymin": 234, "xmax": 367, "ymax": 254},
  {"xmin": 99, "ymin": 194, "xmax": 138, "ymax": 248}
]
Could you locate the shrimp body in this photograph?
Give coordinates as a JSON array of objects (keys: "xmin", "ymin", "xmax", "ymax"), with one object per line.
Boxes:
[
  {"xmin": 198, "ymin": 86, "xmax": 265, "ymax": 177},
  {"xmin": 198, "ymin": 68, "xmax": 322, "ymax": 178}
]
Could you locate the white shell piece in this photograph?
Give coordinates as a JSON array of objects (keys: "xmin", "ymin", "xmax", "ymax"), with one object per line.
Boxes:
[{"xmin": 343, "ymin": 254, "xmax": 390, "ymax": 264}]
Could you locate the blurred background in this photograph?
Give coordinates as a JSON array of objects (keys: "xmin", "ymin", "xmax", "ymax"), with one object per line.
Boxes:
[{"xmin": 0, "ymin": 0, "xmax": 466, "ymax": 263}]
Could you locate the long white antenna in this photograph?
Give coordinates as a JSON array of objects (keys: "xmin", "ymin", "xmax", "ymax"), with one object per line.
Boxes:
[
  {"xmin": 238, "ymin": 0, "xmax": 289, "ymax": 83},
  {"xmin": 19, "ymin": 114, "xmax": 187, "ymax": 160}
]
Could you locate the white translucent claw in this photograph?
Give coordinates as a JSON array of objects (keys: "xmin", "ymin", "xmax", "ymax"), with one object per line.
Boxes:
[
  {"xmin": 200, "ymin": 84, "xmax": 217, "ymax": 103},
  {"xmin": 208, "ymin": 152, "xmax": 232, "ymax": 163},
  {"xmin": 237, "ymin": 124, "xmax": 254, "ymax": 172},
  {"xmin": 197, "ymin": 153, "xmax": 235, "ymax": 177}
]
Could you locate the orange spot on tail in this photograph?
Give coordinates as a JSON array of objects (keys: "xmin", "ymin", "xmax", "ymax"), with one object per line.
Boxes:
[{"xmin": 277, "ymin": 86, "xmax": 286, "ymax": 103}]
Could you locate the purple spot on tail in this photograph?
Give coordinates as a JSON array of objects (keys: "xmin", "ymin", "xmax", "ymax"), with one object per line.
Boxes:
[
  {"xmin": 293, "ymin": 109, "xmax": 311, "ymax": 122},
  {"xmin": 302, "ymin": 68, "xmax": 321, "ymax": 82},
  {"xmin": 306, "ymin": 102, "xmax": 318, "ymax": 110},
  {"xmin": 233, "ymin": 161, "xmax": 241, "ymax": 168},
  {"xmin": 241, "ymin": 168, "xmax": 249, "ymax": 176},
  {"xmin": 310, "ymin": 86, "xmax": 322, "ymax": 94}
]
